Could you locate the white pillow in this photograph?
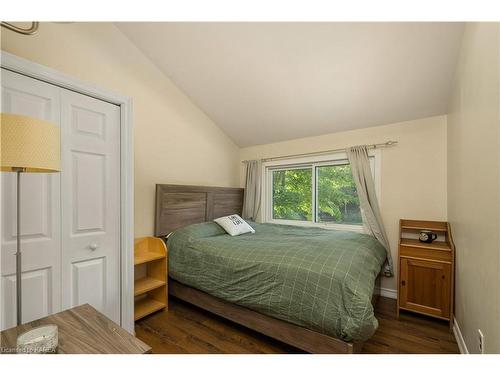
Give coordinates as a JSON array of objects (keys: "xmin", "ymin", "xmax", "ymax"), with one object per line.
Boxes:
[{"xmin": 214, "ymin": 214, "xmax": 255, "ymax": 236}]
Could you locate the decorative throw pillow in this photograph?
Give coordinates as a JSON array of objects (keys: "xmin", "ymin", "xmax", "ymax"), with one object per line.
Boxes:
[{"xmin": 214, "ymin": 214, "xmax": 255, "ymax": 236}]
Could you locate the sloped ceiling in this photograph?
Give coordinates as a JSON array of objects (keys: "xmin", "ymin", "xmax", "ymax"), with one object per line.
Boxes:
[{"xmin": 116, "ymin": 22, "xmax": 464, "ymax": 146}]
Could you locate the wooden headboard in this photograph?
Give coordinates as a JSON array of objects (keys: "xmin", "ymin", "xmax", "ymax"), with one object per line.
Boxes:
[{"xmin": 154, "ymin": 184, "xmax": 245, "ymax": 237}]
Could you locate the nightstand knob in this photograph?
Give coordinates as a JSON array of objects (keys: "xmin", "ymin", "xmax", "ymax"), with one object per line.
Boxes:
[
  {"xmin": 401, "ymin": 280, "xmax": 406, "ymax": 286},
  {"xmin": 89, "ymin": 243, "xmax": 98, "ymax": 251}
]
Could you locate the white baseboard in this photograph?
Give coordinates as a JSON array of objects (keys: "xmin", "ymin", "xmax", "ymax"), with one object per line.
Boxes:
[
  {"xmin": 375, "ymin": 287, "xmax": 397, "ymax": 299},
  {"xmin": 453, "ymin": 317, "xmax": 469, "ymax": 354}
]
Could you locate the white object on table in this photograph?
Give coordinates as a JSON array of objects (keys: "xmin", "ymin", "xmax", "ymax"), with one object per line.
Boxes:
[{"xmin": 16, "ymin": 324, "xmax": 58, "ymax": 354}]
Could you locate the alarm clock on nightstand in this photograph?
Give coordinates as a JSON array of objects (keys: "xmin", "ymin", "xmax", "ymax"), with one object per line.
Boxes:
[{"xmin": 419, "ymin": 230, "xmax": 437, "ymax": 243}]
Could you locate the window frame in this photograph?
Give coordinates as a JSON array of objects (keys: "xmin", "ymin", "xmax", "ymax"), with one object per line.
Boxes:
[{"xmin": 262, "ymin": 150, "xmax": 381, "ymax": 233}]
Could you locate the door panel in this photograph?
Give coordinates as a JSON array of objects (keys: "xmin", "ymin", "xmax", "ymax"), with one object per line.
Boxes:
[
  {"xmin": 71, "ymin": 257, "xmax": 105, "ymax": 310},
  {"xmin": 4, "ymin": 174, "xmax": 53, "ymax": 241},
  {"xmin": 400, "ymin": 258, "xmax": 451, "ymax": 318},
  {"xmin": 72, "ymin": 151, "xmax": 106, "ymax": 233},
  {"xmin": 2, "ymin": 268, "xmax": 52, "ymax": 324},
  {"xmin": 61, "ymin": 89, "xmax": 121, "ymax": 324},
  {"xmin": 0, "ymin": 69, "xmax": 62, "ymax": 329}
]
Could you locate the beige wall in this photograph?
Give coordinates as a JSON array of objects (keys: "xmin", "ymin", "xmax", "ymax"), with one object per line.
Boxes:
[
  {"xmin": 240, "ymin": 115, "xmax": 448, "ymax": 292},
  {"xmin": 1, "ymin": 23, "xmax": 240, "ymax": 237},
  {"xmin": 447, "ymin": 23, "xmax": 500, "ymax": 353}
]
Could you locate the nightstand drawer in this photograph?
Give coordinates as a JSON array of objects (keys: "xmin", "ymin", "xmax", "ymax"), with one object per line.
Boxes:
[{"xmin": 400, "ymin": 245, "xmax": 452, "ymax": 262}]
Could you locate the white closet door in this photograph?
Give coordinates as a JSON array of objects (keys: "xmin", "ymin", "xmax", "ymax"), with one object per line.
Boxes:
[
  {"xmin": 1, "ymin": 69, "xmax": 62, "ymax": 329},
  {"xmin": 60, "ymin": 89, "xmax": 121, "ymax": 324}
]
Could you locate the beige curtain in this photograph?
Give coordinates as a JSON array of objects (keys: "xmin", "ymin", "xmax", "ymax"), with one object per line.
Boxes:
[
  {"xmin": 242, "ymin": 160, "xmax": 262, "ymax": 221},
  {"xmin": 347, "ymin": 145, "xmax": 394, "ymax": 276}
]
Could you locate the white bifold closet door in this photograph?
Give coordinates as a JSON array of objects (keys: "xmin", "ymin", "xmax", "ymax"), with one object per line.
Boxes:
[
  {"xmin": 60, "ymin": 90, "xmax": 120, "ymax": 324},
  {"xmin": 0, "ymin": 69, "xmax": 121, "ymax": 329},
  {"xmin": 1, "ymin": 69, "xmax": 62, "ymax": 329}
]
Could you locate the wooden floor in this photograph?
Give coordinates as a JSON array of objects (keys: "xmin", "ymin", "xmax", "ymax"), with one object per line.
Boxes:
[{"xmin": 135, "ymin": 296, "xmax": 459, "ymax": 354}]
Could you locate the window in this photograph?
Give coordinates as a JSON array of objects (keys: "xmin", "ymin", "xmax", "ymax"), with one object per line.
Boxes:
[
  {"xmin": 316, "ymin": 163, "xmax": 362, "ymax": 225},
  {"xmin": 265, "ymin": 152, "xmax": 378, "ymax": 232},
  {"xmin": 272, "ymin": 168, "xmax": 312, "ymax": 221}
]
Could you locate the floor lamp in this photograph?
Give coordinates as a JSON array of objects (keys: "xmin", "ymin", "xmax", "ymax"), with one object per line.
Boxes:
[{"xmin": 1, "ymin": 113, "xmax": 60, "ymax": 326}]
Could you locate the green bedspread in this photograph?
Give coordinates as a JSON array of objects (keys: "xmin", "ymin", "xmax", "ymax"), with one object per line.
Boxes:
[{"xmin": 167, "ymin": 221, "xmax": 386, "ymax": 342}]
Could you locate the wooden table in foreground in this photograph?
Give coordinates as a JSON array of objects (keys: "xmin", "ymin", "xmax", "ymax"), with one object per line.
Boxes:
[{"xmin": 0, "ymin": 304, "xmax": 151, "ymax": 354}]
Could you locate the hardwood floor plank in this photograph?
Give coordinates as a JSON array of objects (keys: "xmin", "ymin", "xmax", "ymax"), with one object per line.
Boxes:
[
  {"xmin": 135, "ymin": 324, "xmax": 188, "ymax": 354},
  {"xmin": 138, "ymin": 304, "xmax": 264, "ymax": 353},
  {"xmin": 201, "ymin": 319, "xmax": 295, "ymax": 354},
  {"xmin": 134, "ymin": 296, "xmax": 459, "ymax": 354}
]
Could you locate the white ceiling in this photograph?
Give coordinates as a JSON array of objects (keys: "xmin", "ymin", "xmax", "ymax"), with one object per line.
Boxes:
[{"xmin": 116, "ymin": 22, "xmax": 464, "ymax": 147}]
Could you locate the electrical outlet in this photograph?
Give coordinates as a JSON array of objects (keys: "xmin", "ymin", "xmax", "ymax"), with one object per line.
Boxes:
[{"xmin": 478, "ymin": 329, "xmax": 485, "ymax": 354}]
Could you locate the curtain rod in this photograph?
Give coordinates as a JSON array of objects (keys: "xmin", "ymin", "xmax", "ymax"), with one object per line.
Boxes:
[{"xmin": 241, "ymin": 140, "xmax": 398, "ymax": 163}]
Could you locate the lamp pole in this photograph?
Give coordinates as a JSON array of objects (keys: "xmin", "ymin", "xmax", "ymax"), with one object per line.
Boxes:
[{"xmin": 14, "ymin": 167, "xmax": 25, "ymax": 326}]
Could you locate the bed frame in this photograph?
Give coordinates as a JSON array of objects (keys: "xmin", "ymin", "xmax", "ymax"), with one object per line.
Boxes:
[{"xmin": 155, "ymin": 183, "xmax": 381, "ymax": 354}]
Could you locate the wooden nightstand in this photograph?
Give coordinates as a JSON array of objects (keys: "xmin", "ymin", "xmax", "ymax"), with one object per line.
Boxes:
[
  {"xmin": 397, "ymin": 219, "xmax": 455, "ymax": 328},
  {"xmin": 134, "ymin": 237, "xmax": 168, "ymax": 321}
]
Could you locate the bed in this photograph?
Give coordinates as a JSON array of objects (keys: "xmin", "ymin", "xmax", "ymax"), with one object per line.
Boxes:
[{"xmin": 155, "ymin": 184, "xmax": 385, "ymax": 353}]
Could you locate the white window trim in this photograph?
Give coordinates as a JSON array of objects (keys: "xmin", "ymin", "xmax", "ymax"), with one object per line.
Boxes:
[{"xmin": 260, "ymin": 150, "xmax": 381, "ymax": 233}]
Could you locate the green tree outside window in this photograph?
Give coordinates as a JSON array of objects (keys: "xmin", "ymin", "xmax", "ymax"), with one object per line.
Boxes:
[{"xmin": 272, "ymin": 164, "xmax": 362, "ymax": 225}]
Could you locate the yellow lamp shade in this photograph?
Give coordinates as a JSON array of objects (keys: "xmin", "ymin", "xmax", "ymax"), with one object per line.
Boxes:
[{"xmin": 1, "ymin": 113, "xmax": 60, "ymax": 173}]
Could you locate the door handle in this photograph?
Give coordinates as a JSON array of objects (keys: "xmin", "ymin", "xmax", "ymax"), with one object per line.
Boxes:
[{"xmin": 89, "ymin": 243, "xmax": 99, "ymax": 251}]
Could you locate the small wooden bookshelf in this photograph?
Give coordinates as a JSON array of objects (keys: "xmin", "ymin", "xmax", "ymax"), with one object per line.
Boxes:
[{"xmin": 134, "ymin": 237, "xmax": 167, "ymax": 321}]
